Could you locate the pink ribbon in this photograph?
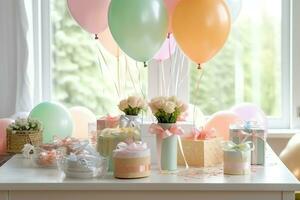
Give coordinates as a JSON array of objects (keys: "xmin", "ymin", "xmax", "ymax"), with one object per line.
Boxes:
[
  {"xmin": 149, "ymin": 123, "xmax": 184, "ymax": 139},
  {"xmin": 188, "ymin": 128, "xmax": 216, "ymax": 140}
]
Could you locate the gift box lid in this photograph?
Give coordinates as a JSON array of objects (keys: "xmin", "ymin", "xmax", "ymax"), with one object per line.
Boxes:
[{"xmin": 230, "ymin": 121, "xmax": 265, "ymax": 133}]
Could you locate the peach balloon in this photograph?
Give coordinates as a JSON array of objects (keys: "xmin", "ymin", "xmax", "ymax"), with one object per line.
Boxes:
[
  {"xmin": 172, "ymin": 0, "xmax": 231, "ymax": 65},
  {"xmin": 99, "ymin": 28, "xmax": 121, "ymax": 57},
  {"xmin": 70, "ymin": 106, "xmax": 96, "ymax": 139},
  {"xmin": 164, "ymin": 0, "xmax": 181, "ymax": 34},
  {"xmin": 280, "ymin": 134, "xmax": 300, "ymax": 180},
  {"xmin": 0, "ymin": 118, "xmax": 14, "ymax": 154},
  {"xmin": 204, "ymin": 111, "xmax": 241, "ymax": 140}
]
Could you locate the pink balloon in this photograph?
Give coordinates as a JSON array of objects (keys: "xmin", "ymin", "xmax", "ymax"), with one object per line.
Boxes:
[
  {"xmin": 154, "ymin": 34, "xmax": 176, "ymax": 61},
  {"xmin": 0, "ymin": 118, "xmax": 14, "ymax": 154},
  {"xmin": 204, "ymin": 111, "xmax": 241, "ymax": 140},
  {"xmin": 231, "ymin": 103, "xmax": 267, "ymax": 128},
  {"xmin": 164, "ymin": 0, "xmax": 181, "ymax": 34},
  {"xmin": 67, "ymin": 0, "xmax": 110, "ymax": 35}
]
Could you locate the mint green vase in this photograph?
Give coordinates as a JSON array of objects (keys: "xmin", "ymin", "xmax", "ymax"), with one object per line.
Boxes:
[{"xmin": 157, "ymin": 123, "xmax": 178, "ymax": 172}]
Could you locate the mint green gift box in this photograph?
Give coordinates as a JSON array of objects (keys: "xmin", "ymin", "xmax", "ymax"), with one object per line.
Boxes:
[{"xmin": 229, "ymin": 122, "xmax": 266, "ymax": 165}]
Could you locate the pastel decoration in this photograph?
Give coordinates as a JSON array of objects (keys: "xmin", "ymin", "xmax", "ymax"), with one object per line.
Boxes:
[
  {"xmin": 164, "ymin": 0, "xmax": 181, "ymax": 34},
  {"xmin": 226, "ymin": 0, "xmax": 242, "ymax": 23},
  {"xmin": 113, "ymin": 142, "xmax": 151, "ymax": 179},
  {"xmin": 223, "ymin": 141, "xmax": 252, "ymax": 175},
  {"xmin": 280, "ymin": 134, "xmax": 300, "ymax": 180},
  {"xmin": 172, "ymin": 0, "xmax": 231, "ymax": 66},
  {"xmin": 204, "ymin": 111, "xmax": 241, "ymax": 141},
  {"xmin": 231, "ymin": 103, "xmax": 267, "ymax": 129},
  {"xmin": 178, "ymin": 128, "xmax": 223, "ymax": 167},
  {"xmin": 67, "ymin": 0, "xmax": 110, "ymax": 36},
  {"xmin": 99, "ymin": 28, "xmax": 122, "ymax": 57},
  {"xmin": 149, "ymin": 123, "xmax": 185, "ymax": 171},
  {"xmin": 154, "ymin": 34, "xmax": 176, "ymax": 61},
  {"xmin": 97, "ymin": 128, "xmax": 141, "ymax": 171},
  {"xmin": 108, "ymin": 0, "xmax": 168, "ymax": 62},
  {"xmin": 29, "ymin": 102, "xmax": 73, "ymax": 143},
  {"xmin": 229, "ymin": 121, "xmax": 266, "ymax": 165},
  {"xmin": 70, "ymin": 106, "xmax": 96, "ymax": 140},
  {"xmin": 0, "ymin": 118, "xmax": 14, "ymax": 154}
]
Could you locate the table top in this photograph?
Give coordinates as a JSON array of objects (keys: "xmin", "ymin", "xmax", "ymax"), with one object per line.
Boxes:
[{"xmin": 0, "ymin": 145, "xmax": 299, "ymax": 191}]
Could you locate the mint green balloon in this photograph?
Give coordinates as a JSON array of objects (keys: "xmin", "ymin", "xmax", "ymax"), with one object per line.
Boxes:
[
  {"xmin": 29, "ymin": 102, "xmax": 73, "ymax": 143},
  {"xmin": 108, "ymin": 0, "xmax": 168, "ymax": 62}
]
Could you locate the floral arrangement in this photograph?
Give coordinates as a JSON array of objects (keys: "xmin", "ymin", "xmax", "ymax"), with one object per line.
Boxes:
[
  {"xmin": 149, "ymin": 96, "xmax": 188, "ymax": 123},
  {"xmin": 8, "ymin": 118, "xmax": 42, "ymax": 132},
  {"xmin": 118, "ymin": 96, "xmax": 147, "ymax": 116}
]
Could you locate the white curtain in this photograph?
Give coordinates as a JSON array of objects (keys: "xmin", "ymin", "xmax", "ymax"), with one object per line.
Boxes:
[{"xmin": 0, "ymin": 0, "xmax": 32, "ymax": 118}]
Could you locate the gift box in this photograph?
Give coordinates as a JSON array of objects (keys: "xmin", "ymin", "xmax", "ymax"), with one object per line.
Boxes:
[
  {"xmin": 113, "ymin": 142, "xmax": 150, "ymax": 179},
  {"xmin": 97, "ymin": 115, "xmax": 119, "ymax": 131},
  {"xmin": 97, "ymin": 128, "xmax": 141, "ymax": 171},
  {"xmin": 223, "ymin": 141, "xmax": 252, "ymax": 175},
  {"xmin": 177, "ymin": 128, "xmax": 223, "ymax": 167},
  {"xmin": 229, "ymin": 121, "xmax": 266, "ymax": 165}
]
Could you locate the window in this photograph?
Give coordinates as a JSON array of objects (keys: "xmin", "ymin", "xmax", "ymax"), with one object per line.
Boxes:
[
  {"xmin": 190, "ymin": 0, "xmax": 281, "ymax": 115},
  {"xmin": 45, "ymin": 0, "xmax": 292, "ymax": 128},
  {"xmin": 189, "ymin": 0, "xmax": 290, "ymax": 128},
  {"xmin": 51, "ymin": 0, "xmax": 147, "ymax": 116}
]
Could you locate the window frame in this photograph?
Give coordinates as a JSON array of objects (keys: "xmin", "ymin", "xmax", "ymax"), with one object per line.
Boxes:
[{"xmin": 40, "ymin": 0, "xmax": 296, "ymax": 129}]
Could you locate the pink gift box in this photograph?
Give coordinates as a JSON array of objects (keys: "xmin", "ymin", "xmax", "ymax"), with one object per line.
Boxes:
[{"xmin": 97, "ymin": 115, "xmax": 120, "ymax": 131}]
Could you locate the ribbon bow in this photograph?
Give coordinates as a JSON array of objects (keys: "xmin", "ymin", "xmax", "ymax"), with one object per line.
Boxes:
[
  {"xmin": 149, "ymin": 123, "xmax": 184, "ymax": 139},
  {"xmin": 115, "ymin": 142, "xmax": 148, "ymax": 152},
  {"xmin": 223, "ymin": 141, "xmax": 253, "ymax": 152},
  {"xmin": 120, "ymin": 115, "xmax": 140, "ymax": 129},
  {"xmin": 190, "ymin": 128, "xmax": 216, "ymax": 140}
]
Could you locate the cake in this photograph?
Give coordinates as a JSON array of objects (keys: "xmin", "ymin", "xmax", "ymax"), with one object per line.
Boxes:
[{"xmin": 113, "ymin": 142, "xmax": 151, "ymax": 179}]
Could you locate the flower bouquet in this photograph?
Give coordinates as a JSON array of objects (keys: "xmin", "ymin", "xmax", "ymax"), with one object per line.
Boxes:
[
  {"xmin": 149, "ymin": 96, "xmax": 188, "ymax": 171},
  {"xmin": 7, "ymin": 118, "xmax": 43, "ymax": 153},
  {"xmin": 118, "ymin": 96, "xmax": 147, "ymax": 129}
]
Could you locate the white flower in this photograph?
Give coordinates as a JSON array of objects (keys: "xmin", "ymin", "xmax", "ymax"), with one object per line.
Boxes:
[
  {"xmin": 163, "ymin": 101, "xmax": 176, "ymax": 114},
  {"xmin": 118, "ymin": 99, "xmax": 129, "ymax": 111},
  {"xmin": 151, "ymin": 96, "xmax": 166, "ymax": 109},
  {"xmin": 168, "ymin": 96, "xmax": 177, "ymax": 102},
  {"xmin": 127, "ymin": 96, "xmax": 139, "ymax": 108}
]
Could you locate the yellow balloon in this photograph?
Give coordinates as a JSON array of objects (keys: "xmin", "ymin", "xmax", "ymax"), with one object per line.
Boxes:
[
  {"xmin": 280, "ymin": 134, "xmax": 300, "ymax": 180},
  {"xmin": 172, "ymin": 0, "xmax": 231, "ymax": 65},
  {"xmin": 70, "ymin": 106, "xmax": 96, "ymax": 139}
]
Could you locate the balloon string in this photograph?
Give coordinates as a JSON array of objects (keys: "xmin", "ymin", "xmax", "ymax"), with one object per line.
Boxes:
[
  {"xmin": 167, "ymin": 37, "xmax": 174, "ymax": 96},
  {"xmin": 125, "ymin": 56, "xmax": 138, "ymax": 94},
  {"xmin": 161, "ymin": 61, "xmax": 166, "ymax": 95},
  {"xmin": 117, "ymin": 56, "xmax": 121, "ymax": 97},
  {"xmin": 135, "ymin": 61, "xmax": 146, "ymax": 98},
  {"xmin": 96, "ymin": 46, "xmax": 120, "ymax": 98},
  {"xmin": 175, "ymin": 53, "xmax": 184, "ymax": 96},
  {"xmin": 193, "ymin": 68, "xmax": 205, "ymax": 127}
]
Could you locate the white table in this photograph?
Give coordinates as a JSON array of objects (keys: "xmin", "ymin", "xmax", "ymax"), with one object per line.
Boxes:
[{"xmin": 0, "ymin": 146, "xmax": 299, "ymax": 200}]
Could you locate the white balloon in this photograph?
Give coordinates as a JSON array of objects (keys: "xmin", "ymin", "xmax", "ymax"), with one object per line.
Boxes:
[{"xmin": 69, "ymin": 106, "xmax": 96, "ymax": 139}]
